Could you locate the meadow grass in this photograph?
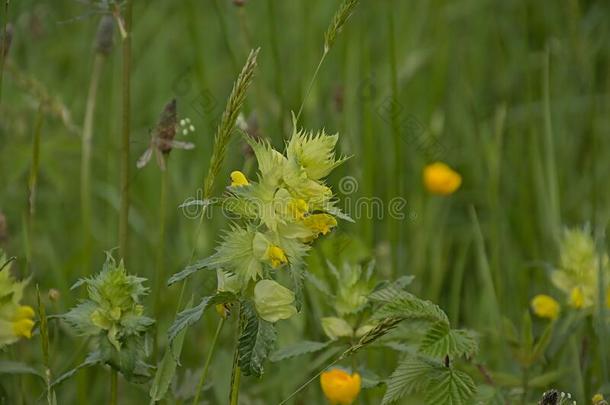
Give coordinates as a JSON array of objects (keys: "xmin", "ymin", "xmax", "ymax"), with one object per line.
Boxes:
[{"xmin": 0, "ymin": 0, "xmax": 610, "ymax": 404}]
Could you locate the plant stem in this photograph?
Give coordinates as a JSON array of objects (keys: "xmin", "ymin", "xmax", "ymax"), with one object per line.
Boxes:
[
  {"xmin": 296, "ymin": 50, "xmax": 327, "ymax": 122},
  {"xmin": 152, "ymin": 167, "xmax": 168, "ymax": 360},
  {"xmin": 81, "ymin": 53, "xmax": 104, "ymax": 269},
  {"xmin": 229, "ymin": 306, "xmax": 243, "ymax": 405},
  {"xmin": 0, "ymin": 0, "xmax": 9, "ymax": 103},
  {"xmin": 192, "ymin": 318, "xmax": 225, "ymax": 405},
  {"xmin": 110, "ymin": 369, "xmax": 118, "ymax": 405},
  {"xmin": 118, "ymin": 0, "xmax": 133, "ymax": 260},
  {"xmin": 26, "ymin": 103, "xmax": 44, "ymax": 272}
]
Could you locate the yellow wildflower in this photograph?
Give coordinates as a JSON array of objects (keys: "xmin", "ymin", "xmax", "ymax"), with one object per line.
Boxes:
[
  {"xmin": 531, "ymin": 295, "xmax": 560, "ymax": 320},
  {"xmin": 423, "ymin": 162, "xmax": 462, "ymax": 195},
  {"xmin": 569, "ymin": 287, "xmax": 585, "ymax": 309},
  {"xmin": 230, "ymin": 170, "xmax": 249, "ymax": 187},
  {"xmin": 320, "ymin": 368, "xmax": 361, "ymax": 405},
  {"xmin": 287, "ymin": 198, "xmax": 309, "ymax": 220},
  {"xmin": 593, "ymin": 393, "xmax": 606, "ymax": 404},
  {"xmin": 303, "ymin": 213, "xmax": 337, "ymax": 238},
  {"xmin": 266, "ymin": 245, "xmax": 287, "ymax": 268},
  {"xmin": 12, "ymin": 305, "xmax": 35, "ymax": 339}
]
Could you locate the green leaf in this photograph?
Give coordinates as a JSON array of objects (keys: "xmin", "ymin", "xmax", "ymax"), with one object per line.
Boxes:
[
  {"xmin": 382, "ymin": 356, "xmax": 438, "ymax": 404},
  {"xmin": 528, "ymin": 369, "xmax": 566, "ymax": 388},
  {"xmin": 149, "ymin": 298, "xmax": 193, "ymax": 402},
  {"xmin": 419, "ymin": 322, "xmax": 478, "ymax": 359},
  {"xmin": 51, "ymin": 351, "xmax": 103, "ymax": 388},
  {"xmin": 289, "ymin": 264, "xmax": 305, "ymax": 312},
  {"xmin": 531, "ymin": 321, "xmax": 554, "ymax": 363},
  {"xmin": 269, "ymin": 340, "xmax": 332, "ymax": 362},
  {"xmin": 167, "ymin": 291, "xmax": 236, "ymax": 346},
  {"xmin": 424, "ymin": 367, "xmax": 476, "ymax": 405},
  {"xmin": 238, "ymin": 301, "xmax": 277, "ymax": 377},
  {"xmin": 167, "ymin": 257, "xmax": 214, "ymax": 286},
  {"xmin": 371, "ymin": 290, "xmax": 448, "ymax": 325},
  {"xmin": 0, "ymin": 361, "xmax": 44, "ymax": 380}
]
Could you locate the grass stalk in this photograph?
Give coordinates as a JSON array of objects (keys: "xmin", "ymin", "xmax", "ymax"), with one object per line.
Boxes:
[
  {"xmin": 81, "ymin": 53, "xmax": 104, "ymax": 267},
  {"xmin": 191, "ymin": 318, "xmax": 225, "ymax": 405},
  {"xmin": 266, "ymin": 0, "xmax": 285, "ymax": 135},
  {"xmin": 26, "ymin": 104, "xmax": 44, "ymax": 271},
  {"xmin": 0, "ymin": 0, "xmax": 9, "ymax": 103},
  {"xmin": 296, "ymin": 0, "xmax": 359, "ymax": 122},
  {"xmin": 118, "ymin": 0, "xmax": 133, "ymax": 260},
  {"xmin": 387, "ymin": 3, "xmax": 400, "ymax": 275}
]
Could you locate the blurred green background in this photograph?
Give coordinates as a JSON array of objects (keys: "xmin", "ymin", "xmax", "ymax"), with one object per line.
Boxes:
[{"xmin": 1, "ymin": 0, "xmax": 610, "ymax": 403}]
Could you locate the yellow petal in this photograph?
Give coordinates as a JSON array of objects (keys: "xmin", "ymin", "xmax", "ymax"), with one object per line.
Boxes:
[
  {"xmin": 266, "ymin": 245, "xmax": 287, "ymax": 268},
  {"xmin": 423, "ymin": 162, "xmax": 462, "ymax": 195},
  {"xmin": 230, "ymin": 170, "xmax": 249, "ymax": 187},
  {"xmin": 320, "ymin": 368, "xmax": 361, "ymax": 405},
  {"xmin": 14, "ymin": 305, "xmax": 35, "ymax": 320},
  {"xmin": 530, "ymin": 294, "xmax": 560, "ymax": 320},
  {"xmin": 12, "ymin": 318, "xmax": 35, "ymax": 339}
]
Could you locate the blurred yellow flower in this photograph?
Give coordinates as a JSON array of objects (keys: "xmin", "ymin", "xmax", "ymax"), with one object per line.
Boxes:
[
  {"xmin": 12, "ymin": 305, "xmax": 35, "ymax": 339},
  {"xmin": 320, "ymin": 368, "xmax": 361, "ymax": 405},
  {"xmin": 230, "ymin": 170, "xmax": 249, "ymax": 187},
  {"xmin": 287, "ymin": 198, "xmax": 309, "ymax": 220},
  {"xmin": 593, "ymin": 393, "xmax": 606, "ymax": 404},
  {"xmin": 266, "ymin": 245, "xmax": 287, "ymax": 268},
  {"xmin": 531, "ymin": 294, "xmax": 560, "ymax": 320},
  {"xmin": 569, "ymin": 287, "xmax": 585, "ymax": 309},
  {"xmin": 423, "ymin": 162, "xmax": 462, "ymax": 195}
]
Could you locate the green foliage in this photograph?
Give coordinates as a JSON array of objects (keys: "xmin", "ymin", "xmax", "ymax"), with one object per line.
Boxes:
[
  {"xmin": 269, "ymin": 340, "xmax": 332, "ymax": 362},
  {"xmin": 167, "ymin": 291, "xmax": 236, "ymax": 346},
  {"xmin": 237, "ymin": 300, "xmax": 277, "ymax": 377},
  {"xmin": 419, "ymin": 321, "xmax": 478, "ymax": 359}
]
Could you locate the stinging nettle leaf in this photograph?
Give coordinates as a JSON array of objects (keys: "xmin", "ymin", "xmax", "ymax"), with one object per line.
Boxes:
[
  {"xmin": 424, "ymin": 367, "xmax": 476, "ymax": 405},
  {"xmin": 419, "ymin": 321, "xmax": 479, "ymax": 359},
  {"xmin": 382, "ymin": 356, "xmax": 438, "ymax": 404}
]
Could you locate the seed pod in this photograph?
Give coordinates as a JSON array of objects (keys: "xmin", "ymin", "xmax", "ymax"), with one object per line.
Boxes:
[
  {"xmin": 95, "ymin": 16, "xmax": 115, "ymax": 56},
  {"xmin": 1, "ymin": 24, "xmax": 13, "ymax": 59},
  {"xmin": 48, "ymin": 288, "xmax": 61, "ymax": 302},
  {"xmin": 156, "ymin": 98, "xmax": 177, "ymax": 154},
  {"xmin": 233, "ymin": 0, "xmax": 246, "ymax": 6}
]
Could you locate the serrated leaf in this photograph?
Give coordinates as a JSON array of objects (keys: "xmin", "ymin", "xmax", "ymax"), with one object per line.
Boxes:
[
  {"xmin": 289, "ymin": 264, "xmax": 305, "ymax": 312},
  {"xmin": 424, "ymin": 368, "xmax": 476, "ymax": 405},
  {"xmin": 419, "ymin": 322, "xmax": 478, "ymax": 359},
  {"xmin": 149, "ymin": 298, "xmax": 194, "ymax": 402},
  {"xmin": 51, "ymin": 351, "xmax": 103, "ymax": 388},
  {"xmin": 167, "ymin": 292, "xmax": 236, "ymax": 345},
  {"xmin": 0, "ymin": 361, "xmax": 44, "ymax": 380},
  {"xmin": 269, "ymin": 340, "xmax": 332, "ymax": 362},
  {"xmin": 238, "ymin": 301, "xmax": 277, "ymax": 377},
  {"xmin": 167, "ymin": 257, "xmax": 215, "ymax": 286},
  {"xmin": 382, "ymin": 357, "xmax": 438, "ymax": 404},
  {"xmin": 371, "ymin": 290, "xmax": 448, "ymax": 325}
]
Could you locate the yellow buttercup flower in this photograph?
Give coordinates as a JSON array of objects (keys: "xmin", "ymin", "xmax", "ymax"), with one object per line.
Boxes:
[
  {"xmin": 423, "ymin": 162, "xmax": 462, "ymax": 195},
  {"xmin": 230, "ymin": 170, "xmax": 249, "ymax": 187},
  {"xmin": 266, "ymin": 245, "xmax": 287, "ymax": 268},
  {"xmin": 569, "ymin": 287, "xmax": 585, "ymax": 309},
  {"xmin": 531, "ymin": 295, "xmax": 560, "ymax": 320},
  {"xmin": 12, "ymin": 305, "xmax": 35, "ymax": 339},
  {"xmin": 320, "ymin": 368, "xmax": 361, "ymax": 405},
  {"xmin": 303, "ymin": 213, "xmax": 337, "ymax": 238}
]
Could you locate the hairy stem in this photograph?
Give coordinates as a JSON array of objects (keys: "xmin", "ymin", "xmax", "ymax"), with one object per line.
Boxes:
[
  {"xmin": 152, "ymin": 167, "xmax": 168, "ymax": 360},
  {"xmin": 229, "ymin": 308, "xmax": 243, "ymax": 405},
  {"xmin": 110, "ymin": 369, "xmax": 118, "ymax": 405},
  {"xmin": 118, "ymin": 0, "xmax": 133, "ymax": 260},
  {"xmin": 81, "ymin": 53, "xmax": 104, "ymax": 269},
  {"xmin": 192, "ymin": 318, "xmax": 225, "ymax": 405}
]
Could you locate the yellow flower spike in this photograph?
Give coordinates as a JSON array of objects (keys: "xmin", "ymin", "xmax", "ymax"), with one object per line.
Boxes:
[
  {"xmin": 303, "ymin": 213, "xmax": 337, "ymax": 237},
  {"xmin": 11, "ymin": 306, "xmax": 36, "ymax": 339},
  {"xmin": 569, "ymin": 287, "xmax": 585, "ymax": 309},
  {"xmin": 215, "ymin": 304, "xmax": 229, "ymax": 319},
  {"xmin": 287, "ymin": 198, "xmax": 309, "ymax": 220},
  {"xmin": 266, "ymin": 245, "xmax": 288, "ymax": 268},
  {"xmin": 593, "ymin": 393, "xmax": 606, "ymax": 404},
  {"xmin": 320, "ymin": 368, "xmax": 361, "ymax": 405},
  {"xmin": 423, "ymin": 162, "xmax": 462, "ymax": 195},
  {"xmin": 230, "ymin": 170, "xmax": 249, "ymax": 187},
  {"xmin": 530, "ymin": 294, "xmax": 560, "ymax": 320}
]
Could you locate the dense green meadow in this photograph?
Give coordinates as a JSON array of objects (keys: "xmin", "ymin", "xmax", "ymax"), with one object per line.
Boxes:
[{"xmin": 1, "ymin": 0, "xmax": 610, "ymax": 403}]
